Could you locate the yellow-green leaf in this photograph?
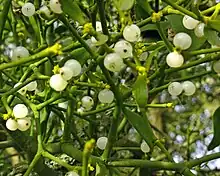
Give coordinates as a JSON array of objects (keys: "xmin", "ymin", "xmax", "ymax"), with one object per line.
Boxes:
[
  {"xmin": 60, "ymin": 0, "xmax": 87, "ymax": 25},
  {"xmin": 123, "ymin": 108, "xmax": 157, "ymax": 149},
  {"xmin": 132, "ymin": 74, "xmax": 148, "ymax": 110}
]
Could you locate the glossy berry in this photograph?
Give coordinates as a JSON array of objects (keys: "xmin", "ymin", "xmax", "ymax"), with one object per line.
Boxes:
[
  {"xmin": 81, "ymin": 96, "xmax": 94, "ymax": 110},
  {"xmin": 182, "ymin": 15, "xmax": 199, "ymax": 30},
  {"xmin": 213, "ymin": 60, "xmax": 220, "ymax": 73},
  {"xmin": 140, "ymin": 141, "xmax": 150, "ymax": 153},
  {"xmin": 166, "ymin": 52, "xmax": 184, "ymax": 68},
  {"xmin": 49, "ymin": 0, "xmax": 63, "ymax": 14},
  {"xmin": 123, "ymin": 24, "xmax": 141, "ymax": 42},
  {"xmin": 13, "ymin": 104, "xmax": 28, "ymax": 119},
  {"xmin": 65, "ymin": 171, "xmax": 79, "ymax": 176},
  {"xmin": 194, "ymin": 23, "xmax": 205, "ymax": 38},
  {"xmin": 182, "ymin": 81, "xmax": 196, "ymax": 96},
  {"xmin": 6, "ymin": 118, "xmax": 18, "ymax": 131},
  {"xmin": 17, "ymin": 117, "xmax": 31, "ymax": 131},
  {"xmin": 114, "ymin": 40, "xmax": 133, "ymax": 58},
  {"xmin": 26, "ymin": 81, "xmax": 37, "ymax": 91},
  {"xmin": 21, "ymin": 2, "xmax": 35, "ymax": 17},
  {"xmin": 98, "ymin": 89, "xmax": 114, "ymax": 104},
  {"xmin": 12, "ymin": 46, "xmax": 29, "ymax": 60},
  {"xmin": 60, "ymin": 66, "xmax": 74, "ymax": 81},
  {"xmin": 64, "ymin": 59, "xmax": 82, "ymax": 77},
  {"xmin": 104, "ymin": 53, "xmax": 124, "ymax": 72},
  {"xmin": 168, "ymin": 82, "xmax": 183, "ymax": 96},
  {"xmin": 96, "ymin": 137, "xmax": 108, "ymax": 150},
  {"xmin": 173, "ymin": 32, "xmax": 192, "ymax": 50},
  {"xmin": 14, "ymin": 82, "xmax": 27, "ymax": 95},
  {"xmin": 50, "ymin": 74, "xmax": 68, "ymax": 91}
]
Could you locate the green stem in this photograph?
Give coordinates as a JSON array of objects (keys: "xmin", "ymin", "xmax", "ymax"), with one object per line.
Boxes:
[
  {"xmin": 0, "ymin": 140, "xmax": 14, "ymax": 149},
  {"xmin": 156, "ymin": 22, "xmax": 173, "ymax": 52},
  {"xmin": 163, "ymin": 0, "xmax": 198, "ymax": 19},
  {"xmin": 36, "ymin": 94, "xmax": 61, "ymax": 110},
  {"xmin": 165, "ymin": 53, "xmax": 219, "ymax": 74},
  {"xmin": 0, "ymin": 0, "xmax": 12, "ymax": 42},
  {"xmin": 187, "ymin": 47, "xmax": 220, "ymax": 56},
  {"xmin": 42, "ymin": 151, "xmax": 76, "ymax": 171},
  {"xmin": 97, "ymin": 0, "xmax": 109, "ymax": 36},
  {"xmin": 24, "ymin": 152, "xmax": 42, "ymax": 176},
  {"xmin": 62, "ymin": 100, "xmax": 74, "ymax": 142},
  {"xmin": 0, "ymin": 44, "xmax": 60, "ymax": 71},
  {"xmin": 59, "ymin": 15, "xmax": 96, "ymax": 58}
]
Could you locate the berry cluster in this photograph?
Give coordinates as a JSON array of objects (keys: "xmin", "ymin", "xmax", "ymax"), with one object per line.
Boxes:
[
  {"xmin": 6, "ymin": 104, "xmax": 31, "ymax": 131},
  {"xmin": 49, "ymin": 59, "xmax": 82, "ymax": 91},
  {"xmin": 168, "ymin": 81, "xmax": 196, "ymax": 96}
]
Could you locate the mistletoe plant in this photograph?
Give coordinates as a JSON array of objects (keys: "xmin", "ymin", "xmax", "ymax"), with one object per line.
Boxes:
[{"xmin": 1, "ymin": 0, "xmax": 220, "ymax": 175}]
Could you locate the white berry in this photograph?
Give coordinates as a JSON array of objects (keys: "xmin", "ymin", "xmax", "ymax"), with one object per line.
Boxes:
[
  {"xmin": 17, "ymin": 117, "xmax": 31, "ymax": 131},
  {"xmin": 123, "ymin": 24, "xmax": 141, "ymax": 42},
  {"xmin": 49, "ymin": 74, "xmax": 68, "ymax": 91},
  {"xmin": 81, "ymin": 96, "xmax": 94, "ymax": 110},
  {"xmin": 6, "ymin": 118, "xmax": 18, "ymax": 131},
  {"xmin": 194, "ymin": 23, "xmax": 205, "ymax": 38},
  {"xmin": 14, "ymin": 82, "xmax": 27, "ymax": 95},
  {"xmin": 168, "ymin": 82, "xmax": 183, "ymax": 96},
  {"xmin": 12, "ymin": 46, "xmax": 29, "ymax": 60},
  {"xmin": 26, "ymin": 81, "xmax": 38, "ymax": 91},
  {"xmin": 60, "ymin": 66, "xmax": 74, "ymax": 81},
  {"xmin": 213, "ymin": 60, "xmax": 220, "ymax": 73},
  {"xmin": 114, "ymin": 40, "xmax": 133, "ymax": 58},
  {"xmin": 140, "ymin": 141, "xmax": 150, "ymax": 153},
  {"xmin": 182, "ymin": 81, "xmax": 196, "ymax": 96},
  {"xmin": 49, "ymin": 0, "xmax": 63, "ymax": 14},
  {"xmin": 96, "ymin": 137, "xmax": 108, "ymax": 150},
  {"xmin": 64, "ymin": 59, "xmax": 82, "ymax": 77},
  {"xmin": 104, "ymin": 53, "xmax": 124, "ymax": 72},
  {"xmin": 173, "ymin": 32, "xmax": 192, "ymax": 50},
  {"xmin": 13, "ymin": 104, "xmax": 28, "ymax": 119},
  {"xmin": 65, "ymin": 171, "xmax": 79, "ymax": 176},
  {"xmin": 22, "ymin": 2, "xmax": 35, "ymax": 17},
  {"xmin": 166, "ymin": 52, "xmax": 184, "ymax": 68},
  {"xmin": 98, "ymin": 89, "xmax": 114, "ymax": 104},
  {"xmin": 96, "ymin": 21, "xmax": 102, "ymax": 32},
  {"xmin": 182, "ymin": 15, "xmax": 199, "ymax": 30}
]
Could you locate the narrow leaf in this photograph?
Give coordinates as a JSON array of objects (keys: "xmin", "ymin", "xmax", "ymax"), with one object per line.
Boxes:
[
  {"xmin": 208, "ymin": 20, "xmax": 220, "ymax": 33},
  {"xmin": 132, "ymin": 74, "xmax": 148, "ymax": 110},
  {"xmin": 123, "ymin": 108, "xmax": 157, "ymax": 149},
  {"xmin": 60, "ymin": 0, "xmax": 87, "ymax": 25},
  {"xmin": 204, "ymin": 27, "xmax": 220, "ymax": 46},
  {"xmin": 114, "ymin": 0, "xmax": 135, "ymax": 11},
  {"xmin": 208, "ymin": 107, "xmax": 220, "ymax": 150}
]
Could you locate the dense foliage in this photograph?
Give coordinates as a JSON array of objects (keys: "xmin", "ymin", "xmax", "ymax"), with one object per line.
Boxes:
[{"xmin": 0, "ymin": 0, "xmax": 220, "ymax": 175}]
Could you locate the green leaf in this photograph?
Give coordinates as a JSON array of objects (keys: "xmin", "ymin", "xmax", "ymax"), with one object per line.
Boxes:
[
  {"xmin": 132, "ymin": 74, "xmax": 148, "ymax": 110},
  {"xmin": 123, "ymin": 108, "xmax": 157, "ymax": 149},
  {"xmin": 60, "ymin": 0, "xmax": 87, "ymax": 25},
  {"xmin": 208, "ymin": 107, "xmax": 220, "ymax": 150},
  {"xmin": 207, "ymin": 20, "xmax": 220, "ymax": 33},
  {"xmin": 140, "ymin": 22, "xmax": 170, "ymax": 32},
  {"xmin": 95, "ymin": 163, "xmax": 109, "ymax": 176},
  {"xmin": 166, "ymin": 14, "xmax": 206, "ymax": 50},
  {"xmin": 204, "ymin": 27, "xmax": 220, "ymax": 46},
  {"xmin": 114, "ymin": 0, "xmax": 135, "ymax": 11},
  {"xmin": 136, "ymin": 0, "xmax": 154, "ymax": 15},
  {"xmin": 94, "ymin": 33, "xmax": 109, "ymax": 46}
]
